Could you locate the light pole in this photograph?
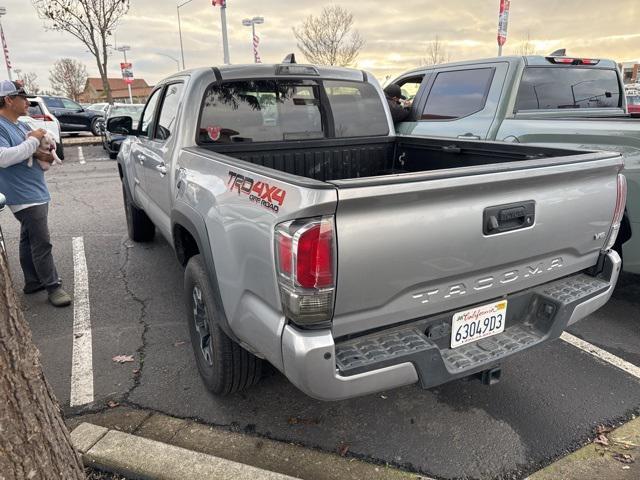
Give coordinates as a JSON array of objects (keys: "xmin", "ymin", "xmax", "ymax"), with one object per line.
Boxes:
[
  {"xmin": 116, "ymin": 45, "xmax": 133, "ymax": 104},
  {"xmin": 177, "ymin": 0, "xmax": 194, "ymax": 70},
  {"xmin": 0, "ymin": 7, "xmax": 12, "ymax": 80},
  {"xmin": 158, "ymin": 53, "xmax": 181, "ymax": 72},
  {"xmin": 242, "ymin": 16, "xmax": 264, "ymax": 63}
]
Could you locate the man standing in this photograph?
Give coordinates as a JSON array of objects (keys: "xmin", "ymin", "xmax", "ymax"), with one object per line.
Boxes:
[
  {"xmin": 0, "ymin": 80, "xmax": 71, "ymax": 307},
  {"xmin": 383, "ymin": 83, "xmax": 412, "ymax": 124}
]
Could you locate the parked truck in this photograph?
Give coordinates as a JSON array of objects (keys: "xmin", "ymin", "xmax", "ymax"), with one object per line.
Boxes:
[
  {"xmin": 110, "ymin": 62, "xmax": 625, "ymax": 400},
  {"xmin": 392, "ymin": 54, "xmax": 640, "ymax": 274}
]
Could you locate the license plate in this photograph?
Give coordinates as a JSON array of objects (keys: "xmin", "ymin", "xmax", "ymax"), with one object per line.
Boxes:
[{"xmin": 450, "ymin": 300, "xmax": 507, "ymax": 349}]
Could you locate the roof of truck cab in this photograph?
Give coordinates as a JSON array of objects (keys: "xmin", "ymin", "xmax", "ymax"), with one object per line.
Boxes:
[
  {"xmin": 399, "ymin": 55, "xmax": 618, "ymax": 77},
  {"xmin": 161, "ymin": 64, "xmax": 368, "ymax": 83}
]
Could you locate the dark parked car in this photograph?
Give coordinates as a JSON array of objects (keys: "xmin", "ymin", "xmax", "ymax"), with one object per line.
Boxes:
[
  {"xmin": 102, "ymin": 103, "xmax": 144, "ymax": 159},
  {"xmin": 40, "ymin": 96, "xmax": 104, "ymax": 136}
]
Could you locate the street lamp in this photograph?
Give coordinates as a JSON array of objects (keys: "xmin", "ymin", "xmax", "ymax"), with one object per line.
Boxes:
[
  {"xmin": 177, "ymin": 0, "xmax": 195, "ymax": 70},
  {"xmin": 0, "ymin": 7, "xmax": 12, "ymax": 80},
  {"xmin": 116, "ymin": 45, "xmax": 133, "ymax": 104},
  {"xmin": 242, "ymin": 16, "xmax": 264, "ymax": 63},
  {"xmin": 157, "ymin": 53, "xmax": 181, "ymax": 72}
]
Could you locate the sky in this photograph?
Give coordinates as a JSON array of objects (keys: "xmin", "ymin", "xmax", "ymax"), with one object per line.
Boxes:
[{"xmin": 1, "ymin": 0, "xmax": 638, "ymax": 93}]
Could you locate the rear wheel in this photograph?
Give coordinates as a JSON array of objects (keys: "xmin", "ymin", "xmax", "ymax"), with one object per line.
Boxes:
[
  {"xmin": 121, "ymin": 182, "xmax": 155, "ymax": 242},
  {"xmin": 109, "ymin": 151, "xmax": 117, "ymax": 160},
  {"xmin": 185, "ymin": 254, "xmax": 262, "ymax": 395},
  {"xmin": 91, "ymin": 117, "xmax": 103, "ymax": 136}
]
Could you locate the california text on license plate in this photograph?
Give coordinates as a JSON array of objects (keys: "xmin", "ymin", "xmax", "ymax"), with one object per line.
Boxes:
[{"xmin": 450, "ymin": 300, "xmax": 507, "ymax": 349}]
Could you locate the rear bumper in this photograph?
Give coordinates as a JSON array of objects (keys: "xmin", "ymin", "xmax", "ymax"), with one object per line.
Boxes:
[{"xmin": 281, "ymin": 251, "xmax": 621, "ymax": 401}]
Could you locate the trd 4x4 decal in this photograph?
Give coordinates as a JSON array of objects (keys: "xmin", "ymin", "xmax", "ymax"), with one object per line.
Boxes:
[{"xmin": 228, "ymin": 171, "xmax": 287, "ymax": 213}]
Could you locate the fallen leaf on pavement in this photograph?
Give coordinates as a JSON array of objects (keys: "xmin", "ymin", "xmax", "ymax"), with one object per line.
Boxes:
[
  {"xmin": 596, "ymin": 425, "xmax": 613, "ymax": 435},
  {"xmin": 594, "ymin": 434, "xmax": 609, "ymax": 446},
  {"xmin": 107, "ymin": 400, "xmax": 119, "ymax": 408},
  {"xmin": 132, "ymin": 369, "xmax": 140, "ymax": 374},
  {"xmin": 623, "ymin": 466, "xmax": 630, "ymax": 470},
  {"xmin": 288, "ymin": 417, "xmax": 320, "ymax": 425},
  {"xmin": 173, "ymin": 341, "xmax": 186, "ymax": 347},
  {"xmin": 612, "ymin": 453, "xmax": 634, "ymax": 464},
  {"xmin": 337, "ymin": 443, "xmax": 350, "ymax": 457},
  {"xmin": 112, "ymin": 355, "xmax": 135, "ymax": 363}
]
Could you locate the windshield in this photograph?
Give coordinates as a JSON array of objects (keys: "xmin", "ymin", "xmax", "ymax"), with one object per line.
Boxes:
[
  {"xmin": 515, "ymin": 67, "xmax": 622, "ymax": 111},
  {"xmin": 110, "ymin": 105, "xmax": 144, "ymax": 117}
]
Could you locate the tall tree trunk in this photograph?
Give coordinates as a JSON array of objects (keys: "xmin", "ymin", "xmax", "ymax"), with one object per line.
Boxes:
[{"xmin": 0, "ymin": 245, "xmax": 84, "ymax": 479}]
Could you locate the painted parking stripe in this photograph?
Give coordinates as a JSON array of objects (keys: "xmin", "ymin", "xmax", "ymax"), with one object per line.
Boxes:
[
  {"xmin": 561, "ymin": 332, "xmax": 640, "ymax": 380},
  {"xmin": 70, "ymin": 236, "xmax": 93, "ymax": 406},
  {"xmin": 78, "ymin": 146, "xmax": 86, "ymax": 164}
]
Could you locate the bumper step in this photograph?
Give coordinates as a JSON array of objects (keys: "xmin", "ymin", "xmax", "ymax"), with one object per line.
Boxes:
[{"xmin": 335, "ymin": 272, "xmax": 610, "ymax": 382}]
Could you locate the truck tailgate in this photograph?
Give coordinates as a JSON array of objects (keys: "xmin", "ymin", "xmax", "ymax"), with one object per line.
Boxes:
[{"xmin": 330, "ymin": 153, "xmax": 622, "ymax": 338}]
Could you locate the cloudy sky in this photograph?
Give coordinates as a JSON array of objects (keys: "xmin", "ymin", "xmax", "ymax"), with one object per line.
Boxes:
[{"xmin": 2, "ymin": 0, "xmax": 638, "ymax": 92}]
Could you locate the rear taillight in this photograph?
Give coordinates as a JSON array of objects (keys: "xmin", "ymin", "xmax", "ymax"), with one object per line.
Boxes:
[
  {"xmin": 275, "ymin": 217, "xmax": 335, "ymax": 327},
  {"xmin": 30, "ymin": 114, "xmax": 54, "ymax": 122},
  {"xmin": 603, "ymin": 174, "xmax": 627, "ymax": 252}
]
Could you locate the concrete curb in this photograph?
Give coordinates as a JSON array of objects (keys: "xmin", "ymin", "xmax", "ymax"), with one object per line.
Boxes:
[
  {"xmin": 72, "ymin": 422, "xmax": 300, "ymax": 480},
  {"xmin": 527, "ymin": 415, "xmax": 639, "ymax": 479},
  {"xmin": 63, "ymin": 136, "xmax": 102, "ymax": 147},
  {"xmin": 67, "ymin": 407, "xmax": 425, "ymax": 480}
]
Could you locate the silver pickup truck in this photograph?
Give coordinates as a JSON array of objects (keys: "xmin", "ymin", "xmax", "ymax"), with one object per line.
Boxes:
[
  {"xmin": 110, "ymin": 63, "xmax": 625, "ymax": 401},
  {"xmin": 393, "ymin": 54, "xmax": 640, "ymax": 274}
]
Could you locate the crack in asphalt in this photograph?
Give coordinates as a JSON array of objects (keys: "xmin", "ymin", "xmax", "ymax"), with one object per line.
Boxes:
[{"xmin": 117, "ymin": 236, "xmax": 150, "ymax": 403}]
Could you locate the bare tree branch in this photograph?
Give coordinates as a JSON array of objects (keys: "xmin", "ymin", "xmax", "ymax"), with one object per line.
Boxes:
[
  {"xmin": 32, "ymin": 0, "xmax": 130, "ymax": 103},
  {"xmin": 421, "ymin": 35, "xmax": 450, "ymax": 66},
  {"xmin": 49, "ymin": 59, "xmax": 88, "ymax": 102},
  {"xmin": 292, "ymin": 5, "xmax": 365, "ymax": 67},
  {"xmin": 14, "ymin": 70, "xmax": 40, "ymax": 94},
  {"xmin": 517, "ymin": 31, "xmax": 537, "ymax": 56}
]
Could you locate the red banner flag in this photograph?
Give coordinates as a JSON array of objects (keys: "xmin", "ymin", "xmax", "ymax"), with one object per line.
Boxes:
[
  {"xmin": 212, "ymin": 0, "xmax": 226, "ymax": 6},
  {"xmin": 497, "ymin": 0, "xmax": 511, "ymax": 47}
]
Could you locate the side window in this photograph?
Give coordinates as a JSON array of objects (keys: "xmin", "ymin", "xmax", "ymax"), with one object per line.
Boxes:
[
  {"xmin": 61, "ymin": 99, "xmax": 82, "ymax": 110},
  {"xmin": 139, "ymin": 89, "xmax": 163, "ymax": 137},
  {"xmin": 28, "ymin": 102, "xmax": 44, "ymax": 117},
  {"xmin": 45, "ymin": 97, "xmax": 64, "ymax": 109},
  {"xmin": 421, "ymin": 68, "xmax": 495, "ymax": 120},
  {"xmin": 396, "ymin": 75, "xmax": 424, "ymax": 102},
  {"xmin": 155, "ymin": 83, "xmax": 184, "ymax": 141}
]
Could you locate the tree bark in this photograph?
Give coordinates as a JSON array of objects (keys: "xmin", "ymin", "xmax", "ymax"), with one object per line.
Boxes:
[{"xmin": 0, "ymin": 245, "xmax": 84, "ymax": 479}]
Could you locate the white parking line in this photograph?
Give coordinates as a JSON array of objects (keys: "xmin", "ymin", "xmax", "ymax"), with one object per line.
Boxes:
[
  {"xmin": 70, "ymin": 236, "xmax": 93, "ymax": 406},
  {"xmin": 561, "ymin": 332, "xmax": 640, "ymax": 380},
  {"xmin": 78, "ymin": 146, "xmax": 86, "ymax": 164}
]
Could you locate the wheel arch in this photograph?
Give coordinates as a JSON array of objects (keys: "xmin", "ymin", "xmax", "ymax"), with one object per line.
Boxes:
[{"xmin": 171, "ymin": 205, "xmax": 238, "ymax": 342}]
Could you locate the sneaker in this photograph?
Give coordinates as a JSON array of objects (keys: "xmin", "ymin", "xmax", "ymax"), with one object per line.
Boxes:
[
  {"xmin": 23, "ymin": 282, "xmax": 46, "ymax": 294},
  {"xmin": 48, "ymin": 288, "xmax": 72, "ymax": 307}
]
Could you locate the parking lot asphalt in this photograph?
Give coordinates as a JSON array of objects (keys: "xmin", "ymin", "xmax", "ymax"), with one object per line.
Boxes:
[{"xmin": 2, "ymin": 145, "xmax": 639, "ymax": 480}]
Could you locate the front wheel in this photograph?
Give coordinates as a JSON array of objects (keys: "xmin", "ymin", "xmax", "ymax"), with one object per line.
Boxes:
[
  {"xmin": 185, "ymin": 254, "xmax": 262, "ymax": 395},
  {"xmin": 55, "ymin": 140, "xmax": 64, "ymax": 161},
  {"xmin": 121, "ymin": 182, "xmax": 155, "ymax": 242}
]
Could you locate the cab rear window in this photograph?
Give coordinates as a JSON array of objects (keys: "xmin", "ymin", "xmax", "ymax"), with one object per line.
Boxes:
[
  {"xmin": 198, "ymin": 79, "xmax": 388, "ymax": 144},
  {"xmin": 515, "ymin": 67, "xmax": 622, "ymax": 111}
]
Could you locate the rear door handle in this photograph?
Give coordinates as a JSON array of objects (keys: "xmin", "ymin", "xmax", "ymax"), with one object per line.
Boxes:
[
  {"xmin": 457, "ymin": 133, "xmax": 481, "ymax": 140},
  {"xmin": 156, "ymin": 164, "xmax": 167, "ymax": 175}
]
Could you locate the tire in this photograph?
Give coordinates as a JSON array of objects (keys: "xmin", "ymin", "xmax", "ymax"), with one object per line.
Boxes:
[
  {"xmin": 121, "ymin": 182, "xmax": 155, "ymax": 242},
  {"xmin": 55, "ymin": 140, "xmax": 64, "ymax": 161},
  {"xmin": 109, "ymin": 151, "xmax": 117, "ymax": 160},
  {"xmin": 185, "ymin": 254, "xmax": 262, "ymax": 395},
  {"xmin": 91, "ymin": 117, "xmax": 103, "ymax": 136}
]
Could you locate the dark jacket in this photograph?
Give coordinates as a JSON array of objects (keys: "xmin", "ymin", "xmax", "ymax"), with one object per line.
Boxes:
[{"xmin": 386, "ymin": 97, "xmax": 410, "ymax": 123}]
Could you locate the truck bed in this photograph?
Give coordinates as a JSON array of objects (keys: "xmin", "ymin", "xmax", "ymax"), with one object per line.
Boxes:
[{"xmin": 202, "ymin": 136, "xmax": 595, "ymax": 182}]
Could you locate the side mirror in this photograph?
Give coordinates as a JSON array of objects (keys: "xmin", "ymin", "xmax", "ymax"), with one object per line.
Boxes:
[
  {"xmin": 0, "ymin": 192, "xmax": 6, "ymax": 212},
  {"xmin": 107, "ymin": 115, "xmax": 134, "ymax": 135},
  {"xmin": 76, "ymin": 108, "xmax": 84, "ymax": 113}
]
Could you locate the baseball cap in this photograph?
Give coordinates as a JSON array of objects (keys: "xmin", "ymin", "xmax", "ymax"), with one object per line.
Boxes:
[
  {"xmin": 0, "ymin": 80, "xmax": 34, "ymax": 98},
  {"xmin": 383, "ymin": 84, "xmax": 406, "ymax": 100}
]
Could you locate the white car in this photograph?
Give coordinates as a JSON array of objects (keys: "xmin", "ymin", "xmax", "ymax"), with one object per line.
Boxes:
[{"xmin": 19, "ymin": 96, "xmax": 64, "ymax": 160}]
